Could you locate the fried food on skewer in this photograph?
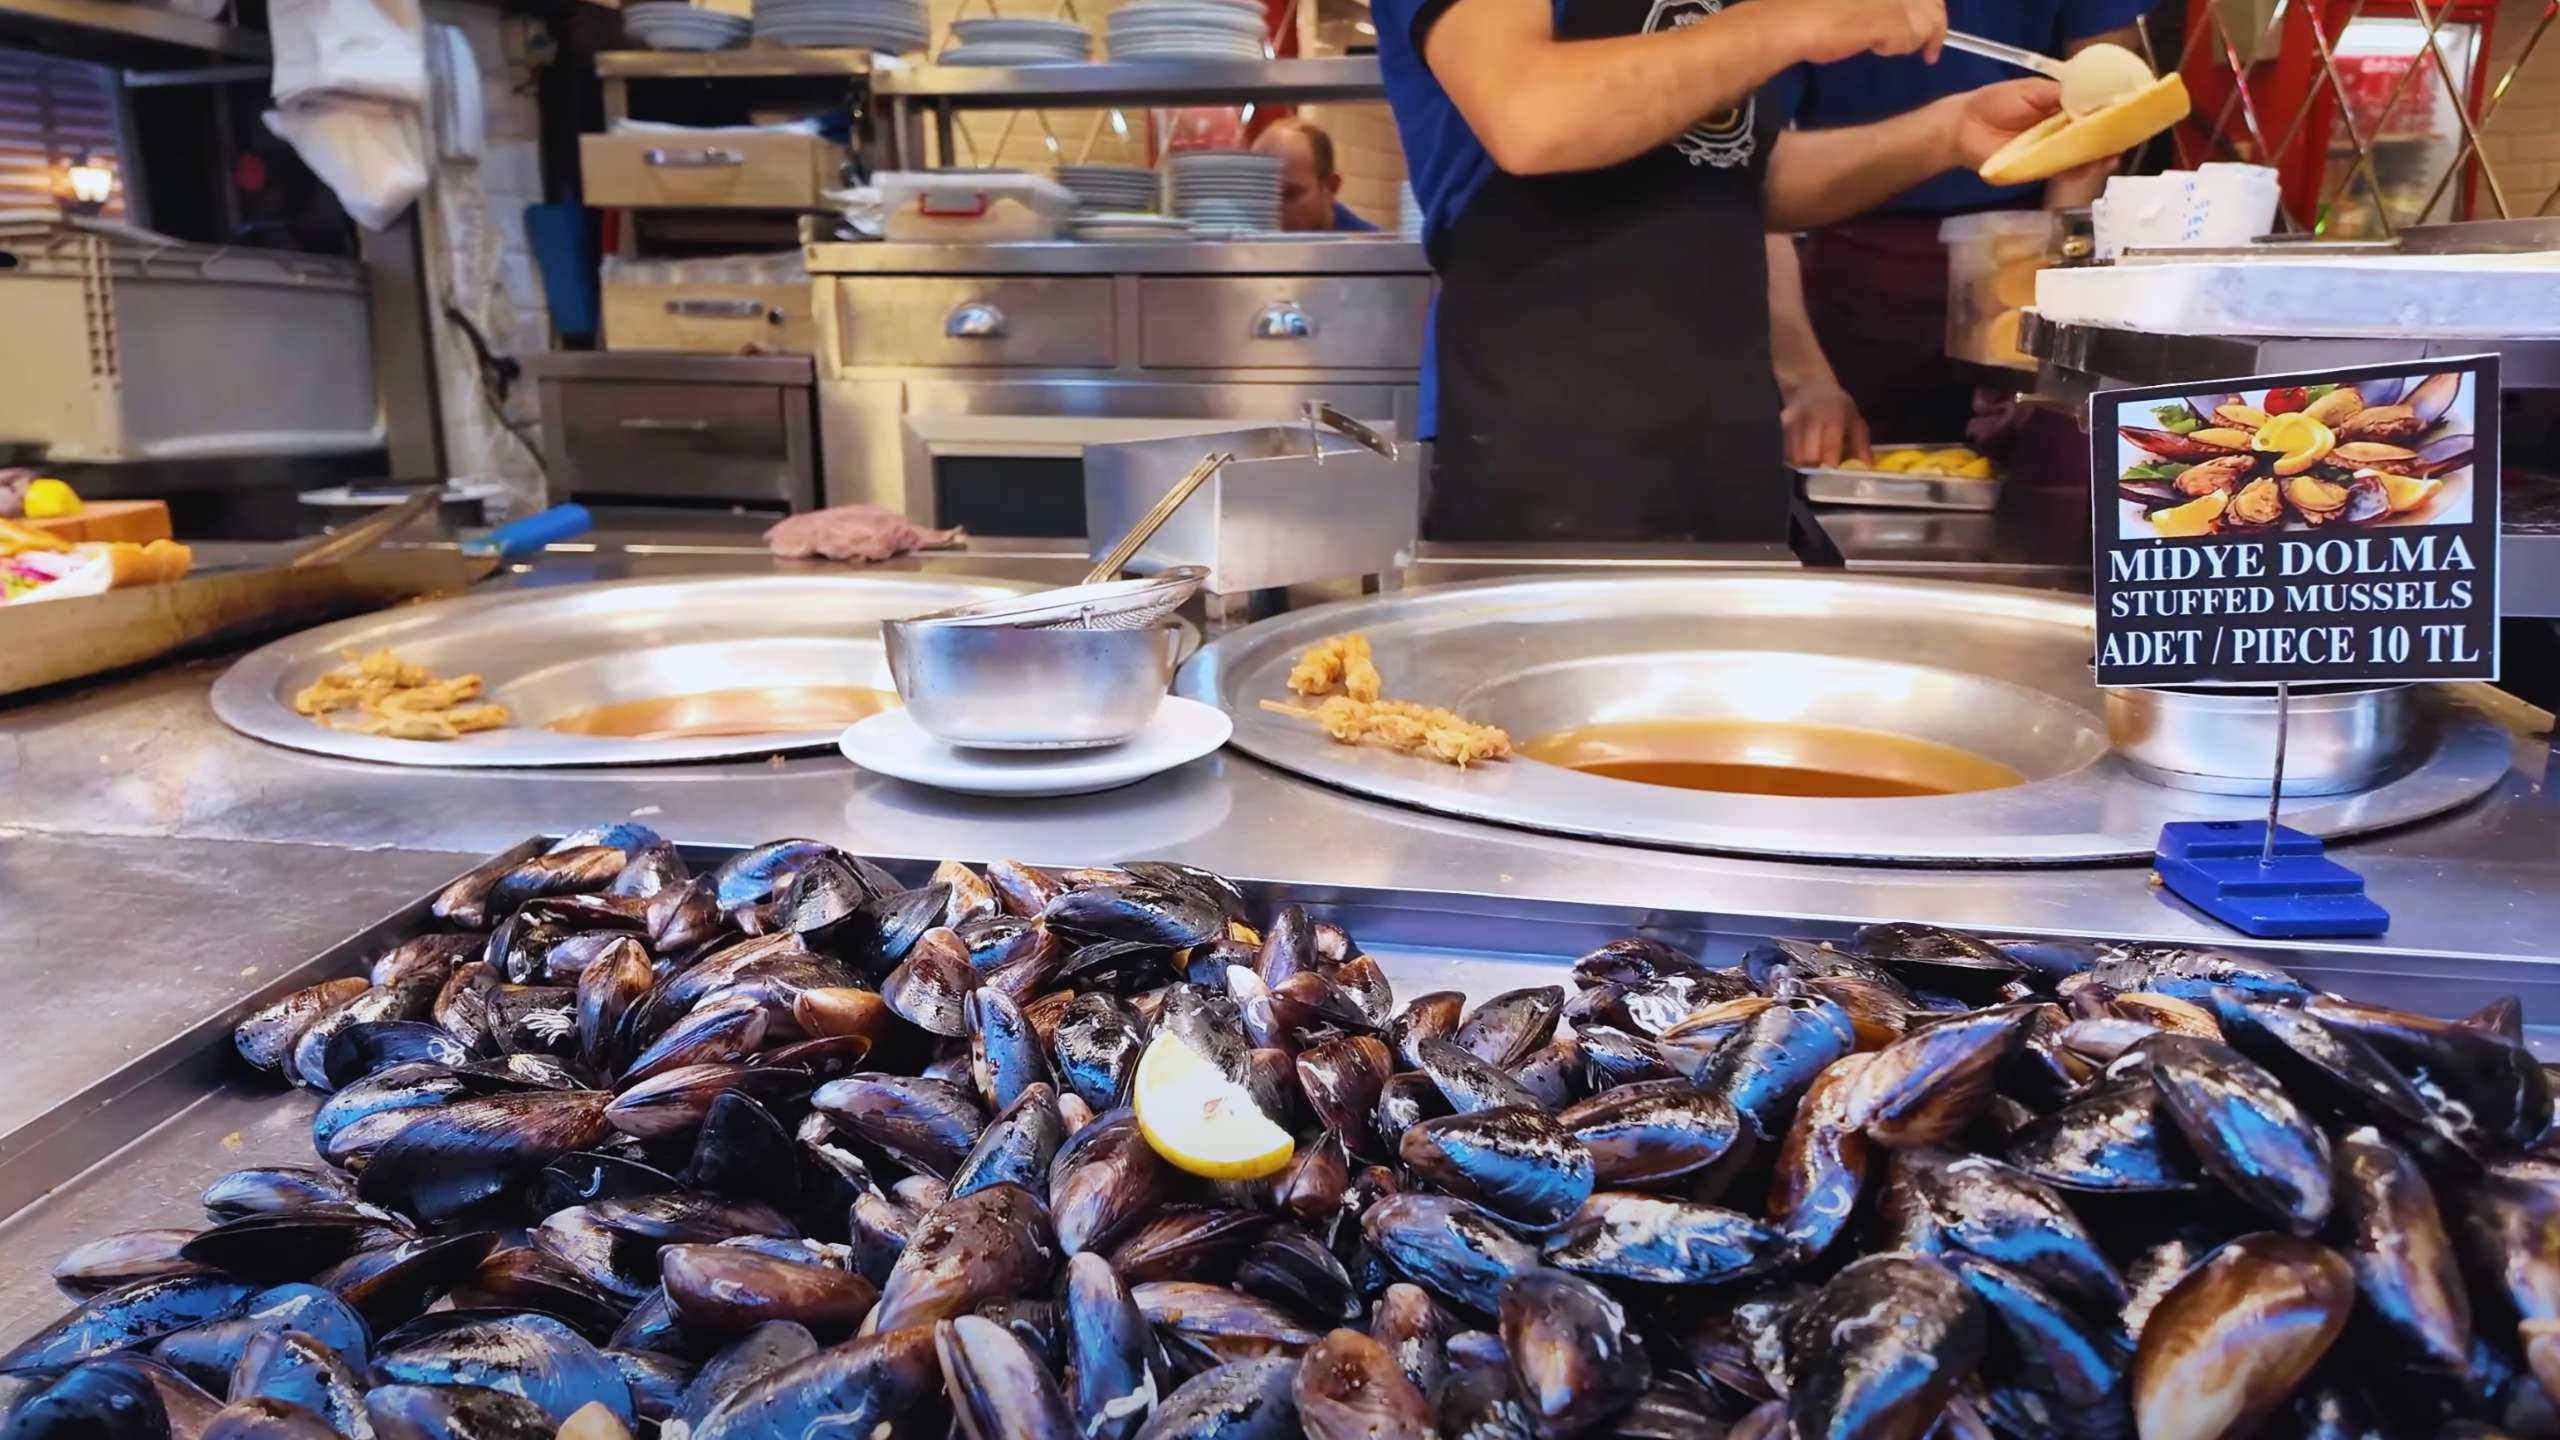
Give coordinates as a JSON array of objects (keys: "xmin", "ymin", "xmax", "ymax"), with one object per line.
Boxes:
[
  {"xmin": 1285, "ymin": 631, "xmax": 1382, "ymax": 703},
  {"xmin": 1260, "ymin": 696, "xmax": 1512, "ymax": 768}
]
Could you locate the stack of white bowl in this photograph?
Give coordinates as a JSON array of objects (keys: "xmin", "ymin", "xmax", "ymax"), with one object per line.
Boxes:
[
  {"xmin": 1166, "ymin": 149, "xmax": 1281, "ymax": 235},
  {"xmin": 942, "ymin": 16, "xmax": 1093, "ymax": 64},
  {"xmin": 624, "ymin": 2, "xmax": 751, "ymax": 49},
  {"xmin": 753, "ymin": 0, "xmax": 930, "ymax": 52},
  {"xmin": 1105, "ymin": 0, "xmax": 1267, "ymax": 60},
  {"xmin": 1056, "ymin": 164, "xmax": 1160, "ymax": 213}
]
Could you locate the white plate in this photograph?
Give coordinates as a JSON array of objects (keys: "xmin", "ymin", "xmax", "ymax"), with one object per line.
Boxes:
[{"xmin": 840, "ymin": 696, "xmax": 1230, "ymax": 796}]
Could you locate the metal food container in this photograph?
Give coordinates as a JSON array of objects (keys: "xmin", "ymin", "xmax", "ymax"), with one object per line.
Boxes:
[
  {"xmin": 1082, "ymin": 413, "xmax": 1419, "ymax": 594},
  {"xmin": 882, "ymin": 619, "xmax": 1180, "ymax": 749},
  {"xmin": 2105, "ymin": 683, "xmax": 2418, "ymax": 796}
]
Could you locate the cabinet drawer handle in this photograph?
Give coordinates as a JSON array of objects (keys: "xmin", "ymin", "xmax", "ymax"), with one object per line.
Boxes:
[
  {"xmin": 619, "ymin": 417, "xmax": 713, "ymax": 432},
  {"xmin": 665, "ymin": 297, "xmax": 772, "ymax": 320},
  {"xmin": 644, "ymin": 146, "xmax": 746, "ymax": 168},
  {"xmin": 1252, "ymin": 301, "xmax": 1314, "ymax": 340},
  {"xmin": 946, "ymin": 301, "xmax": 1007, "ymax": 339}
]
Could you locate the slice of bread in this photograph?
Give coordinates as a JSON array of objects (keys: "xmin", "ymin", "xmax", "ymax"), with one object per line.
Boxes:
[{"xmin": 1978, "ymin": 74, "xmax": 2192, "ymax": 187}]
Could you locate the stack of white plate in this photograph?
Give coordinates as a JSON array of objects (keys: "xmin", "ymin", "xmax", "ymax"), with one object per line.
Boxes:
[
  {"xmin": 1398, "ymin": 180, "xmax": 1424, "ymax": 239},
  {"xmin": 754, "ymin": 0, "xmax": 929, "ymax": 52},
  {"xmin": 1055, "ymin": 163, "xmax": 1159, "ymax": 213},
  {"xmin": 1105, "ymin": 0, "xmax": 1267, "ymax": 60},
  {"xmin": 625, "ymin": 1, "xmax": 751, "ymax": 49},
  {"xmin": 1072, "ymin": 212, "xmax": 1195, "ymax": 242},
  {"xmin": 942, "ymin": 16, "xmax": 1093, "ymax": 64},
  {"xmin": 1167, "ymin": 149, "xmax": 1281, "ymax": 233}
]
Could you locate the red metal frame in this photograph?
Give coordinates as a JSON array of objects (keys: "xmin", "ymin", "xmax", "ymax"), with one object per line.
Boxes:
[{"xmin": 2176, "ymin": 0, "xmax": 2499, "ymax": 229}]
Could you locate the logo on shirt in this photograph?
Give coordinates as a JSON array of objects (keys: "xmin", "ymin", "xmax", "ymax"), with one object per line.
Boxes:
[{"xmin": 1645, "ymin": 0, "xmax": 1755, "ymax": 168}]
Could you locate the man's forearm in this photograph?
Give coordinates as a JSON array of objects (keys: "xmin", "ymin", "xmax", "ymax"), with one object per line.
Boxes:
[
  {"xmin": 1766, "ymin": 234, "xmax": 1837, "ymax": 396},
  {"xmin": 1431, "ymin": 0, "xmax": 1811, "ymax": 175},
  {"xmin": 1764, "ymin": 99, "xmax": 1962, "ymax": 230}
]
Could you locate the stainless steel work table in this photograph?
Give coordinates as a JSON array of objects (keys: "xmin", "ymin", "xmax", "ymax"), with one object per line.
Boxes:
[{"xmin": 0, "ymin": 528, "xmax": 2554, "ymax": 1342}]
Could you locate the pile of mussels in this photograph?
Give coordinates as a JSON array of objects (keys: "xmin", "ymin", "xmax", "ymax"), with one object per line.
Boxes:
[{"xmin": 5, "ymin": 826, "xmax": 2558, "ymax": 1440}]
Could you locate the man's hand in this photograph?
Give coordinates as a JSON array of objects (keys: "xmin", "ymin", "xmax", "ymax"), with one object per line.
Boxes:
[
  {"xmin": 1782, "ymin": 379, "xmax": 1871, "ymax": 470},
  {"xmin": 1789, "ymin": 0, "xmax": 1946, "ymax": 65},
  {"xmin": 1944, "ymin": 77, "xmax": 2064, "ymax": 170}
]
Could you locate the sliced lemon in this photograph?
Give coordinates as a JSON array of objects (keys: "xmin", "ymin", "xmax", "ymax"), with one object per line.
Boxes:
[
  {"xmin": 2377, "ymin": 472, "xmax": 2444, "ymax": 514},
  {"xmin": 2150, "ymin": 490, "xmax": 2228, "ymax": 537},
  {"xmin": 1955, "ymin": 457, "xmax": 1997, "ymax": 479},
  {"xmin": 1834, "ymin": 458, "xmax": 1873, "ymax": 472},
  {"xmin": 1134, "ymin": 1031, "xmax": 1293, "ymax": 1181},
  {"xmin": 1875, "ymin": 450, "xmax": 1925, "ymax": 473},
  {"xmin": 1925, "ymin": 448, "xmax": 1977, "ymax": 469},
  {"xmin": 23, "ymin": 478, "xmax": 81, "ymax": 520}
]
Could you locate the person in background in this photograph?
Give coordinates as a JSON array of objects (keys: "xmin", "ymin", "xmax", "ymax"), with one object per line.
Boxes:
[
  {"xmin": 1256, "ymin": 118, "xmax": 1383, "ymax": 233},
  {"xmin": 1770, "ymin": 1, "xmax": 2154, "ymax": 466}
]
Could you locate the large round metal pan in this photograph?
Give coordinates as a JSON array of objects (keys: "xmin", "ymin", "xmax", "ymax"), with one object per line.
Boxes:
[
  {"xmin": 212, "ymin": 573, "xmax": 1040, "ymax": 768},
  {"xmin": 1177, "ymin": 573, "xmax": 2514, "ymax": 864}
]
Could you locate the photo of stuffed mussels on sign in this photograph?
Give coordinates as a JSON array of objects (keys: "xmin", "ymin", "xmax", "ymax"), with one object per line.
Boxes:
[{"xmin": 2114, "ymin": 371, "xmax": 2476, "ymax": 540}]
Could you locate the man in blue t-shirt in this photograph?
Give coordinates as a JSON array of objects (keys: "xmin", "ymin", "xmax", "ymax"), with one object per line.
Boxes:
[
  {"xmin": 1372, "ymin": 0, "xmax": 2148, "ymax": 543},
  {"xmin": 1256, "ymin": 118, "xmax": 1385, "ymax": 233},
  {"xmin": 1768, "ymin": 0, "xmax": 2158, "ymax": 466}
]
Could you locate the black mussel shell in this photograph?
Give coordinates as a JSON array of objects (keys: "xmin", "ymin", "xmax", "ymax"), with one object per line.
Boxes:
[
  {"xmin": 202, "ymin": 1166, "xmax": 360, "ymax": 1222},
  {"xmin": 467, "ymin": 1248, "xmax": 630, "ymax": 1340},
  {"xmin": 1700, "ymin": 995, "xmax": 1856, "ymax": 1143},
  {"xmin": 1766, "ymin": 1053, "xmax": 1871, "ymax": 1261},
  {"xmin": 1886, "ymin": 1146, "xmax": 2126, "ymax": 1312},
  {"xmin": 2129, "ymin": 1234, "xmax": 2351, "ymax": 1440},
  {"xmin": 810, "ymin": 1073, "xmax": 986, "ymax": 1179},
  {"xmin": 1051, "ymin": 1108, "xmax": 1176, "ymax": 1256},
  {"xmin": 2332, "ymin": 1125, "xmax": 2470, "ymax": 1373},
  {"xmin": 1499, "ymin": 1269, "xmax": 1649, "ymax": 1439},
  {"xmin": 659, "ymin": 1244, "xmax": 878, "ymax": 1342},
  {"xmin": 50, "ymin": 1230, "xmax": 202, "ymax": 1298},
  {"xmin": 1851, "ymin": 923, "xmax": 2028, "ymax": 1000},
  {"xmin": 872, "ymin": 1184, "xmax": 1059, "ymax": 1333},
  {"xmin": 883, "ymin": 929, "xmax": 980, "ymax": 1038},
  {"xmin": 1135, "ymin": 1355, "xmax": 1299, "ymax": 1440},
  {"xmin": 1368, "ymin": 1283, "xmax": 1451, "ymax": 1401},
  {"xmin": 1387, "ymin": 993, "xmax": 1466, "ymax": 1072},
  {"xmin": 710, "ymin": 839, "xmax": 837, "ymax": 913},
  {"xmin": 150, "ymin": 1284, "xmax": 370, "ymax": 1391},
  {"xmin": 1061, "ymin": 1251, "xmax": 1156, "ymax": 1440},
  {"xmin": 535, "ymin": 1152, "xmax": 683, "ymax": 1215},
  {"xmin": 229, "ymin": 1327, "xmax": 370, "ymax": 1438},
  {"xmin": 1293, "ymin": 1326, "xmax": 1432, "ymax": 1440},
  {"xmin": 1360, "ymin": 1194, "xmax": 1539, "ymax": 1319},
  {"xmin": 292, "ymin": 978, "xmax": 442, "ymax": 1092},
  {"xmin": 534, "ymin": 1194, "xmax": 799, "ymax": 1303},
  {"xmin": 1041, "ymin": 883, "xmax": 1227, "ymax": 951},
  {"xmin": 968, "ymin": 987, "xmax": 1053, "ymax": 1112},
  {"xmin": 374, "ymin": 1311, "xmax": 636, "ymax": 1427},
  {"xmin": 1451, "ymin": 988, "xmax": 1564, "ymax": 1070},
  {"xmin": 1417, "ymin": 1038, "xmax": 1539, "ymax": 1114},
  {"xmin": 2005, "ymin": 1075, "xmax": 2206, "ymax": 1194},
  {"xmin": 1542, "ymin": 1192, "xmax": 1789, "ymax": 1286},
  {"xmin": 606, "ymin": 1064, "xmax": 809, "ymax": 1143},
  {"xmin": 236, "ymin": 979, "xmax": 373, "ymax": 1076},
  {"xmin": 1, "ymin": 1272, "xmax": 259, "ymax": 1374},
  {"xmin": 673, "ymin": 1321, "xmax": 816, "ymax": 1428},
  {"xmin": 608, "ymin": 841, "xmax": 689, "ymax": 900},
  {"xmin": 681, "ymin": 1091, "xmax": 801, "ymax": 1208},
  {"xmin": 1157, "ymin": 985, "xmax": 1249, "ymax": 1085},
  {"xmin": 937, "ymin": 1312, "xmax": 1075, "ymax": 1440},
  {"xmin": 2146, "ymin": 1034, "xmax": 2333, "ymax": 1233},
  {"xmin": 1108, "ymin": 1206, "xmax": 1271, "ymax": 1287},
  {"xmin": 1557, "ymin": 1078, "xmax": 1740, "ymax": 1188},
  {"xmin": 364, "ymin": 1382, "xmax": 556, "ymax": 1439},
  {"xmin": 1841, "ymin": 1003, "xmax": 2035, "ymax": 1149},
  {"xmin": 354, "ymin": 1090, "xmax": 612, "ymax": 1223},
  {"xmin": 1299, "ymin": 1036, "xmax": 1394, "ymax": 1159},
  {"xmin": 1785, "ymin": 1253, "xmax": 1985, "ymax": 1440},
  {"xmin": 1236, "ymin": 1228, "xmax": 1360, "ymax": 1327},
  {"xmin": 2073, "ymin": 946, "xmax": 2309, "ymax": 1004},
  {"xmin": 4, "ymin": 1360, "xmax": 172, "ymax": 1439},
  {"xmin": 949, "ymin": 1083, "xmax": 1065, "ymax": 1201},
  {"xmin": 1400, "ymin": 1106, "xmax": 1594, "ymax": 1228},
  {"xmin": 2307, "ymin": 994, "xmax": 2553, "ymax": 1154},
  {"xmin": 179, "ymin": 1209, "xmax": 413, "ymax": 1285},
  {"xmin": 1946, "ymin": 1253, "xmax": 2130, "ymax": 1438},
  {"xmin": 688, "ymin": 1323, "xmax": 947, "ymax": 1440},
  {"xmin": 1374, "ymin": 1071, "xmax": 1455, "ymax": 1155},
  {"xmin": 313, "ymin": 1231, "xmax": 501, "ymax": 1335}
]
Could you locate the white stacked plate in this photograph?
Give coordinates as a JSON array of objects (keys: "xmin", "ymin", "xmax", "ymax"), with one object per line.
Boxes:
[
  {"xmin": 1056, "ymin": 164, "xmax": 1159, "ymax": 213},
  {"xmin": 1399, "ymin": 180, "xmax": 1424, "ymax": 239},
  {"xmin": 1168, "ymin": 150, "xmax": 1281, "ymax": 231},
  {"xmin": 754, "ymin": 0, "xmax": 930, "ymax": 51},
  {"xmin": 943, "ymin": 16, "xmax": 1092, "ymax": 63},
  {"xmin": 625, "ymin": 2, "xmax": 751, "ymax": 49},
  {"xmin": 1071, "ymin": 213, "xmax": 1194, "ymax": 242},
  {"xmin": 1105, "ymin": 0, "xmax": 1267, "ymax": 59}
]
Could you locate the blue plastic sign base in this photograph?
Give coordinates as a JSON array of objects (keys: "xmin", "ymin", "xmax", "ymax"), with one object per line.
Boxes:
[{"xmin": 2154, "ymin": 821, "xmax": 2391, "ymax": 938}]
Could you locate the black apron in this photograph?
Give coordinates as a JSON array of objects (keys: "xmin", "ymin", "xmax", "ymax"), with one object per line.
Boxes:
[{"xmin": 1423, "ymin": 0, "xmax": 1788, "ymax": 544}]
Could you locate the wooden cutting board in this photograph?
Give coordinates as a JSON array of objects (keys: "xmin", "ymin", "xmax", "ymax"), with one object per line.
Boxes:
[{"xmin": 22, "ymin": 500, "xmax": 173, "ymax": 545}]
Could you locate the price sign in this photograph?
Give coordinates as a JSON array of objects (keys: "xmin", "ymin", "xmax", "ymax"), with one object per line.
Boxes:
[{"xmin": 2090, "ymin": 355, "xmax": 2501, "ymax": 687}]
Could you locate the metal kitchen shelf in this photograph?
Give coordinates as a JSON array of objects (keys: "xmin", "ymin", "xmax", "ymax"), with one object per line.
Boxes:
[
  {"xmin": 0, "ymin": 0, "xmax": 267, "ymax": 60},
  {"xmin": 597, "ymin": 47, "xmax": 877, "ymax": 79},
  {"xmin": 2021, "ymin": 312, "xmax": 2560, "ymax": 391},
  {"xmin": 871, "ymin": 55, "xmax": 1385, "ymax": 107}
]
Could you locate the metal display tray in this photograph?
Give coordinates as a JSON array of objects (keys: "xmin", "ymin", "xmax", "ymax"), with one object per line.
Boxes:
[
  {"xmin": 1, "ymin": 834, "xmax": 2555, "ymax": 1348},
  {"xmin": 1800, "ymin": 442, "xmax": 2003, "ymax": 512}
]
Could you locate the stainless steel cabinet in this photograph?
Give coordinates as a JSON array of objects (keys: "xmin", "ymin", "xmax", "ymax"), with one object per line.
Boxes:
[
  {"xmin": 530, "ymin": 352, "xmax": 819, "ymax": 512},
  {"xmin": 1136, "ymin": 277, "xmax": 1430, "ymax": 371},
  {"xmin": 828, "ymin": 276, "xmax": 1118, "ymax": 370}
]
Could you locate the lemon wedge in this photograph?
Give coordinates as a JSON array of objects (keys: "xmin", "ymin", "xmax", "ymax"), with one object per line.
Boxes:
[
  {"xmin": 1134, "ymin": 1031, "xmax": 1293, "ymax": 1181},
  {"xmin": 23, "ymin": 478, "xmax": 81, "ymax": 520},
  {"xmin": 2253, "ymin": 413, "xmax": 2337, "ymax": 476}
]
